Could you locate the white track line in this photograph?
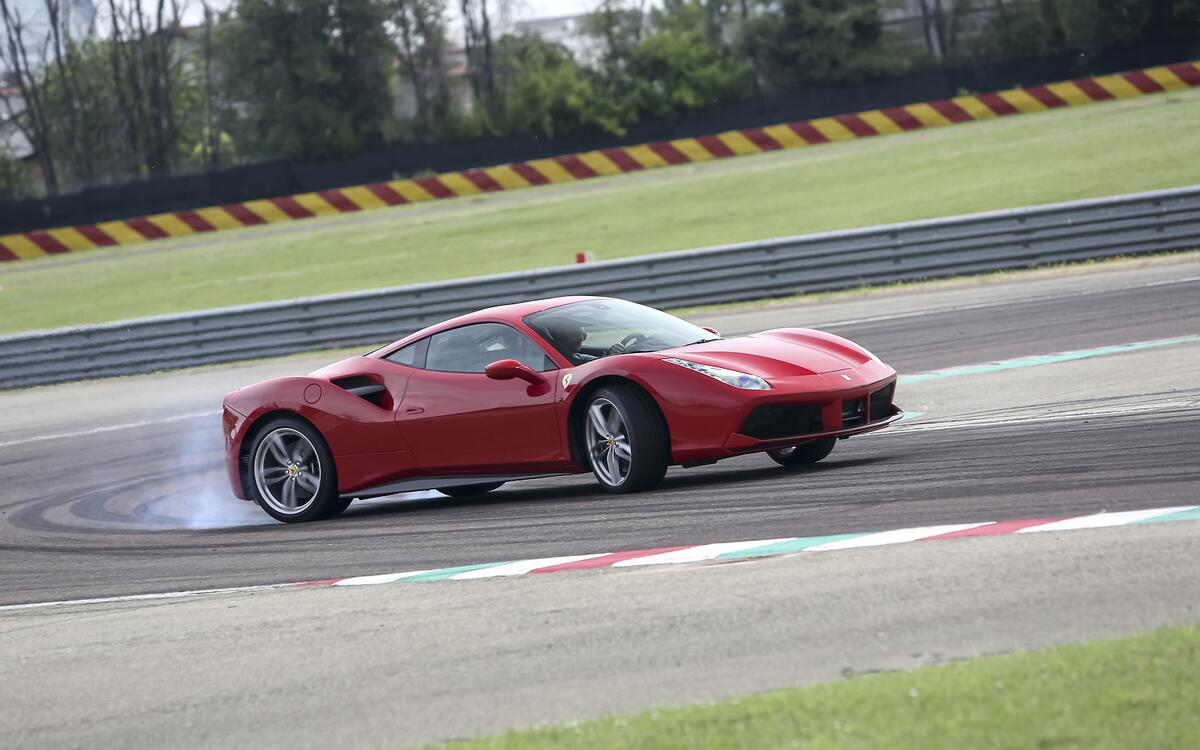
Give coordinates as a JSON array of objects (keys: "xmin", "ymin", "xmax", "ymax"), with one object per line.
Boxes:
[
  {"xmin": 452, "ymin": 555, "xmax": 609, "ymax": 579},
  {"xmin": 333, "ymin": 571, "xmax": 437, "ymax": 586},
  {"xmin": 812, "ymin": 275, "xmax": 1200, "ymax": 328},
  {"xmin": 889, "ymin": 401, "xmax": 1199, "ymax": 434},
  {"xmin": 0, "ymin": 410, "xmax": 220, "ymax": 449},
  {"xmin": 0, "ymin": 583, "xmax": 289, "ymax": 612},
  {"xmin": 806, "ymin": 523, "xmax": 989, "ymax": 551},
  {"xmin": 1017, "ymin": 507, "xmax": 1196, "ymax": 533},
  {"xmin": 612, "ymin": 539, "xmax": 793, "ymax": 567},
  {"xmin": 3, "ymin": 507, "xmax": 1197, "ymax": 613}
]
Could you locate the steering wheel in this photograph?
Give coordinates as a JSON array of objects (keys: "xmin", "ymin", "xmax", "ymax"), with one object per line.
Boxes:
[{"xmin": 614, "ymin": 333, "xmax": 643, "ymax": 354}]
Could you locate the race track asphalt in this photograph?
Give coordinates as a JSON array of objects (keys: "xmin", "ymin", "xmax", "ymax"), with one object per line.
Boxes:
[
  {"xmin": 0, "ymin": 254, "xmax": 1196, "ymax": 606},
  {"xmin": 2, "ymin": 254, "xmax": 1199, "ymax": 748}
]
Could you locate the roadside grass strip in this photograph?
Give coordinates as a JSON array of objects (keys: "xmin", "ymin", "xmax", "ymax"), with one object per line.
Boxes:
[
  {"xmin": 4, "ymin": 60, "xmax": 1197, "ymax": 264},
  {"xmin": 422, "ymin": 624, "xmax": 1200, "ymax": 750},
  {"xmin": 5, "ymin": 87, "xmax": 1200, "ymax": 334},
  {"xmin": 3, "ymin": 505, "xmax": 1197, "ymax": 612}
]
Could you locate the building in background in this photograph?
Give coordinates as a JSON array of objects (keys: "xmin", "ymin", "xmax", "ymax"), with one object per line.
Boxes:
[
  {"xmin": 0, "ymin": 0, "xmax": 96, "ymax": 193},
  {"xmin": 0, "ymin": 83, "xmax": 40, "ymax": 194},
  {"xmin": 392, "ymin": 45, "xmax": 476, "ymax": 121},
  {"xmin": 2, "ymin": 0, "xmax": 96, "ymax": 66},
  {"xmin": 508, "ymin": 13, "xmax": 597, "ymax": 64}
]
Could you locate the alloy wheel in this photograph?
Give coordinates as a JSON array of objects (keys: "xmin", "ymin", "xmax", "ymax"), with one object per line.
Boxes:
[
  {"xmin": 253, "ymin": 427, "xmax": 323, "ymax": 516},
  {"xmin": 585, "ymin": 397, "xmax": 632, "ymax": 486}
]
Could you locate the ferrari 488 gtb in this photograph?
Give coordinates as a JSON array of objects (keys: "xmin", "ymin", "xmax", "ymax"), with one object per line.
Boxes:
[{"xmin": 223, "ymin": 297, "xmax": 901, "ymax": 522}]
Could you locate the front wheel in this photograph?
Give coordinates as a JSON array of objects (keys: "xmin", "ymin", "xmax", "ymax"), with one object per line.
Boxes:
[
  {"xmin": 583, "ymin": 385, "xmax": 669, "ymax": 493},
  {"xmin": 247, "ymin": 417, "xmax": 344, "ymax": 523},
  {"xmin": 768, "ymin": 438, "xmax": 836, "ymax": 467}
]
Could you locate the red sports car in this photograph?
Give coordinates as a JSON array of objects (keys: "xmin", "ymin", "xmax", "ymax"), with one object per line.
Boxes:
[{"xmin": 223, "ymin": 297, "xmax": 901, "ymax": 522}]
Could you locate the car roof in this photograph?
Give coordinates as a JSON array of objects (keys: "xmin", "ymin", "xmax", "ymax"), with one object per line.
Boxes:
[{"xmin": 371, "ymin": 295, "xmax": 602, "ymax": 355}]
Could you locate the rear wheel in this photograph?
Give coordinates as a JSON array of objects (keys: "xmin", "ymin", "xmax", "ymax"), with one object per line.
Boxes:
[
  {"xmin": 583, "ymin": 385, "xmax": 669, "ymax": 493},
  {"xmin": 768, "ymin": 438, "xmax": 836, "ymax": 467},
  {"xmin": 436, "ymin": 482, "xmax": 505, "ymax": 498},
  {"xmin": 248, "ymin": 417, "xmax": 344, "ymax": 523}
]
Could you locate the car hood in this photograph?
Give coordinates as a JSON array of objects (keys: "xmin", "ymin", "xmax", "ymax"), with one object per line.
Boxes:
[{"xmin": 653, "ymin": 329, "xmax": 874, "ymax": 378}]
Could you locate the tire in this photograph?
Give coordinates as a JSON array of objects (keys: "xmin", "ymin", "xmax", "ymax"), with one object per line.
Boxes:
[
  {"xmin": 436, "ymin": 482, "xmax": 505, "ymax": 498},
  {"xmin": 246, "ymin": 416, "xmax": 343, "ymax": 523},
  {"xmin": 767, "ymin": 438, "xmax": 836, "ymax": 467},
  {"xmin": 319, "ymin": 496, "xmax": 355, "ymax": 519},
  {"xmin": 582, "ymin": 384, "xmax": 669, "ymax": 493}
]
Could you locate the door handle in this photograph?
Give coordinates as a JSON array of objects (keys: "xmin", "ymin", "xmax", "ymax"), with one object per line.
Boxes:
[{"xmin": 405, "ymin": 406, "xmax": 425, "ymax": 414}]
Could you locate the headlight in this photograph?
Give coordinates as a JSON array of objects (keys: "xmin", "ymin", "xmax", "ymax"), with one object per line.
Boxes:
[{"xmin": 663, "ymin": 357, "xmax": 771, "ymax": 390}]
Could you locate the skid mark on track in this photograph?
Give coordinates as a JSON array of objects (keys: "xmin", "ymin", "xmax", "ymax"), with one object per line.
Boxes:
[
  {"xmin": 3, "ymin": 505, "xmax": 1197, "ymax": 612},
  {"xmin": 3, "ymin": 335, "xmax": 1195, "ymax": 448}
]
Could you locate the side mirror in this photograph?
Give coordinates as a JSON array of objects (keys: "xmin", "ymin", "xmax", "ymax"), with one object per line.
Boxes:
[
  {"xmin": 485, "ymin": 359, "xmax": 545, "ymax": 385},
  {"xmin": 702, "ymin": 326, "xmax": 720, "ymax": 337}
]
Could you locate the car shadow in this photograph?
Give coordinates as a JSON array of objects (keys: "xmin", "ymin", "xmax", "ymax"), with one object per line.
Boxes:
[{"xmin": 333, "ymin": 453, "xmax": 897, "ymax": 523}]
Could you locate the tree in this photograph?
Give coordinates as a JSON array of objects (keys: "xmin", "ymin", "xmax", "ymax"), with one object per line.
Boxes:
[
  {"xmin": 494, "ymin": 33, "xmax": 621, "ymax": 137},
  {"xmin": 740, "ymin": 0, "xmax": 905, "ymax": 89},
  {"xmin": 957, "ymin": 0, "xmax": 1198, "ymax": 62},
  {"xmin": 627, "ymin": 0, "xmax": 753, "ymax": 120},
  {"xmin": 460, "ymin": 0, "xmax": 498, "ymax": 114},
  {"xmin": 1053, "ymin": 0, "xmax": 1153, "ymax": 50},
  {"xmin": 0, "ymin": 0, "xmax": 62, "ymax": 192},
  {"xmin": 389, "ymin": 0, "xmax": 450, "ymax": 133},
  {"xmin": 583, "ymin": 0, "xmax": 644, "ymax": 89},
  {"xmin": 579, "ymin": 0, "xmax": 645, "ymax": 129},
  {"xmin": 0, "ymin": 153, "xmax": 25, "ymax": 198},
  {"xmin": 219, "ymin": 0, "xmax": 394, "ymax": 161},
  {"xmin": 98, "ymin": 0, "xmax": 189, "ymax": 179}
]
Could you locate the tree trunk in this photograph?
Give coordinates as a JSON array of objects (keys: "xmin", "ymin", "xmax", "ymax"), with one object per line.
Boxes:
[{"xmin": 0, "ymin": 0, "xmax": 60, "ymax": 193}]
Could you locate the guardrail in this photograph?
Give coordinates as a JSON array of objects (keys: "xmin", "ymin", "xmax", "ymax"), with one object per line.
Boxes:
[{"xmin": 2, "ymin": 185, "xmax": 1198, "ymax": 390}]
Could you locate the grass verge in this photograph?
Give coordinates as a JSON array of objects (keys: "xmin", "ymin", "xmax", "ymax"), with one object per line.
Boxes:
[
  {"xmin": 2, "ymin": 88, "xmax": 1200, "ymax": 334},
  {"xmin": 426, "ymin": 624, "xmax": 1200, "ymax": 750}
]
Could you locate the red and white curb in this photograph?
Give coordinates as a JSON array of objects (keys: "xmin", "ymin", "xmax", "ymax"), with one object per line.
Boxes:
[{"xmin": 3, "ymin": 505, "xmax": 1197, "ymax": 612}]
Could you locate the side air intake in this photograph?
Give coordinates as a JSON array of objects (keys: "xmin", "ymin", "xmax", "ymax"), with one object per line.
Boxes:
[{"xmin": 331, "ymin": 375, "xmax": 392, "ymax": 410}]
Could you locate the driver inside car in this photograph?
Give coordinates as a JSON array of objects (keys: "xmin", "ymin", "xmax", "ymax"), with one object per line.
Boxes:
[{"xmin": 542, "ymin": 319, "xmax": 634, "ymax": 364}]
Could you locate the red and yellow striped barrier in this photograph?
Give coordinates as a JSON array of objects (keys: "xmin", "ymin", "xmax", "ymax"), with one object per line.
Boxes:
[{"xmin": 3, "ymin": 61, "xmax": 1198, "ymax": 263}]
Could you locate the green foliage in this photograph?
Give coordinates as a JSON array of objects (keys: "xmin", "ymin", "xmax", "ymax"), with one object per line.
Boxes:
[
  {"xmin": 493, "ymin": 1, "xmax": 755, "ymax": 140},
  {"xmin": 626, "ymin": 0, "xmax": 754, "ymax": 120},
  {"xmin": 188, "ymin": 130, "xmax": 239, "ymax": 166},
  {"xmin": 37, "ymin": 36, "xmax": 205, "ymax": 186},
  {"xmin": 218, "ymin": 0, "xmax": 394, "ymax": 161},
  {"xmin": 0, "ymin": 155, "xmax": 25, "ymax": 199},
  {"xmin": 578, "ymin": 0, "xmax": 753, "ymax": 126},
  {"xmin": 494, "ymin": 35, "xmax": 623, "ymax": 137},
  {"xmin": 6, "ymin": 84, "xmax": 1196, "ymax": 333},
  {"xmin": 961, "ymin": 0, "xmax": 1197, "ymax": 63},
  {"xmin": 581, "ymin": 0, "xmax": 646, "ymax": 86},
  {"xmin": 1055, "ymin": 0, "xmax": 1153, "ymax": 49},
  {"xmin": 389, "ymin": 0, "xmax": 451, "ymax": 135},
  {"xmin": 741, "ymin": 0, "xmax": 913, "ymax": 89}
]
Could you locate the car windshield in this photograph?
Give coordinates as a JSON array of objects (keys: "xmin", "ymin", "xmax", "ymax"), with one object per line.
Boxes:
[{"xmin": 525, "ymin": 299, "xmax": 717, "ymax": 366}]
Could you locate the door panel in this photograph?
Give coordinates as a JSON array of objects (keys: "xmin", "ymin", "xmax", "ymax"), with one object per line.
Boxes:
[{"xmin": 398, "ymin": 370, "xmax": 563, "ymax": 473}]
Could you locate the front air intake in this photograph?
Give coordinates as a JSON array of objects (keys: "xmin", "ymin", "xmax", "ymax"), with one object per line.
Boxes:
[
  {"xmin": 868, "ymin": 383, "xmax": 895, "ymax": 422},
  {"xmin": 841, "ymin": 398, "xmax": 866, "ymax": 427},
  {"xmin": 739, "ymin": 404, "xmax": 824, "ymax": 439}
]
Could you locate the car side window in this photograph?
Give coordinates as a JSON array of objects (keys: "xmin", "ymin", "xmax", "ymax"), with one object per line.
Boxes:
[
  {"xmin": 426, "ymin": 323, "xmax": 555, "ymax": 374},
  {"xmin": 384, "ymin": 337, "xmax": 429, "ymax": 368}
]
